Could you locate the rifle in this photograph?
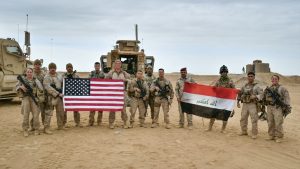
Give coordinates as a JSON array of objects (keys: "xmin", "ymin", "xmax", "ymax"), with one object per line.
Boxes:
[
  {"xmin": 264, "ymin": 87, "xmax": 291, "ymax": 118},
  {"xmin": 137, "ymin": 80, "xmax": 147, "ymax": 110},
  {"xmin": 50, "ymin": 83, "xmax": 62, "ymax": 94},
  {"xmin": 17, "ymin": 75, "xmax": 38, "ymax": 105},
  {"xmin": 258, "ymin": 102, "xmax": 267, "ymax": 121},
  {"xmin": 155, "ymin": 80, "xmax": 170, "ymax": 101}
]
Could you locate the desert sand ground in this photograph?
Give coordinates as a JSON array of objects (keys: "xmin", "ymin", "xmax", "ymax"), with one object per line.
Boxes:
[{"xmin": 0, "ymin": 73, "xmax": 299, "ymax": 169}]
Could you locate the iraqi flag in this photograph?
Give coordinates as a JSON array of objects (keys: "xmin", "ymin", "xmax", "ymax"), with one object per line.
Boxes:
[{"xmin": 181, "ymin": 82, "xmax": 239, "ymax": 121}]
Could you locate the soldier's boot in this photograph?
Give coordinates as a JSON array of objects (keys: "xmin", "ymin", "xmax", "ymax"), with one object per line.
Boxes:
[
  {"xmin": 205, "ymin": 120, "xmax": 214, "ymax": 132},
  {"xmin": 44, "ymin": 127, "xmax": 53, "ymax": 135},
  {"xmin": 140, "ymin": 123, "xmax": 147, "ymax": 128},
  {"xmin": 188, "ymin": 124, "xmax": 193, "ymax": 130},
  {"xmin": 151, "ymin": 123, "xmax": 157, "ymax": 128},
  {"xmin": 165, "ymin": 123, "xmax": 171, "ymax": 129},
  {"xmin": 123, "ymin": 122, "xmax": 129, "ymax": 129},
  {"xmin": 97, "ymin": 121, "xmax": 101, "ymax": 126},
  {"xmin": 129, "ymin": 122, "xmax": 134, "ymax": 128},
  {"xmin": 179, "ymin": 123, "xmax": 184, "ymax": 128},
  {"xmin": 220, "ymin": 121, "xmax": 227, "ymax": 133},
  {"xmin": 23, "ymin": 130, "xmax": 29, "ymax": 137},
  {"xmin": 265, "ymin": 136, "xmax": 275, "ymax": 141},
  {"xmin": 34, "ymin": 130, "xmax": 40, "ymax": 136},
  {"xmin": 239, "ymin": 131, "xmax": 248, "ymax": 136},
  {"xmin": 251, "ymin": 135, "xmax": 257, "ymax": 139},
  {"xmin": 87, "ymin": 122, "xmax": 94, "ymax": 127},
  {"xmin": 109, "ymin": 123, "xmax": 114, "ymax": 129},
  {"xmin": 275, "ymin": 137, "xmax": 282, "ymax": 143}
]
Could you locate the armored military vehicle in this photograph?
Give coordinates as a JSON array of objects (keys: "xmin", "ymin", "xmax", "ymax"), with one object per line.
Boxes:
[
  {"xmin": 100, "ymin": 25, "xmax": 155, "ymax": 76},
  {"xmin": 0, "ymin": 35, "xmax": 32, "ymax": 100}
]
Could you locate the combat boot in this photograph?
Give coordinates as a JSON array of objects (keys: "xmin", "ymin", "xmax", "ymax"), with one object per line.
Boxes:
[
  {"xmin": 238, "ymin": 132, "xmax": 248, "ymax": 136},
  {"xmin": 123, "ymin": 122, "xmax": 129, "ymax": 129},
  {"xmin": 109, "ymin": 123, "xmax": 114, "ymax": 129},
  {"xmin": 251, "ymin": 135, "xmax": 257, "ymax": 139},
  {"xmin": 23, "ymin": 130, "xmax": 29, "ymax": 137},
  {"xmin": 140, "ymin": 123, "xmax": 147, "ymax": 128},
  {"xmin": 129, "ymin": 123, "xmax": 134, "ymax": 128},
  {"xmin": 151, "ymin": 123, "xmax": 157, "ymax": 128},
  {"xmin": 44, "ymin": 128, "xmax": 53, "ymax": 135},
  {"xmin": 165, "ymin": 123, "xmax": 171, "ymax": 129},
  {"xmin": 275, "ymin": 137, "xmax": 282, "ymax": 143},
  {"xmin": 220, "ymin": 121, "xmax": 227, "ymax": 133},
  {"xmin": 75, "ymin": 123, "xmax": 83, "ymax": 128},
  {"xmin": 34, "ymin": 130, "xmax": 40, "ymax": 136},
  {"xmin": 179, "ymin": 124, "xmax": 184, "ymax": 128},
  {"xmin": 265, "ymin": 136, "xmax": 275, "ymax": 141},
  {"xmin": 188, "ymin": 125, "xmax": 193, "ymax": 130}
]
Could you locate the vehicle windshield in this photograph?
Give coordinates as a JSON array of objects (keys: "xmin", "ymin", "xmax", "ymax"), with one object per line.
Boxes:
[{"xmin": 6, "ymin": 46, "xmax": 22, "ymax": 56}]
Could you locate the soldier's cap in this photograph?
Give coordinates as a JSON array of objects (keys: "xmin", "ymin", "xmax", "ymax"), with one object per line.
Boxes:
[
  {"xmin": 48, "ymin": 62, "xmax": 57, "ymax": 69},
  {"xmin": 33, "ymin": 59, "xmax": 42, "ymax": 65},
  {"xmin": 146, "ymin": 65, "xmax": 153, "ymax": 69},
  {"xmin": 247, "ymin": 71, "xmax": 255, "ymax": 76},
  {"xmin": 180, "ymin": 67, "xmax": 187, "ymax": 72},
  {"xmin": 66, "ymin": 63, "xmax": 73, "ymax": 68}
]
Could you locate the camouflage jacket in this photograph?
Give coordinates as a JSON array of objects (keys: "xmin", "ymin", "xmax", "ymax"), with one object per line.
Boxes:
[
  {"xmin": 89, "ymin": 70, "xmax": 105, "ymax": 79},
  {"xmin": 175, "ymin": 76, "xmax": 196, "ymax": 99},
  {"xmin": 106, "ymin": 70, "xmax": 130, "ymax": 80},
  {"xmin": 16, "ymin": 76, "xmax": 43, "ymax": 98},
  {"xmin": 237, "ymin": 83, "xmax": 263, "ymax": 103},
  {"xmin": 150, "ymin": 78, "xmax": 174, "ymax": 99},
  {"xmin": 33, "ymin": 69, "xmax": 46, "ymax": 85},
  {"xmin": 215, "ymin": 76, "xmax": 235, "ymax": 88},
  {"xmin": 144, "ymin": 74, "xmax": 156, "ymax": 88},
  {"xmin": 263, "ymin": 84, "xmax": 290, "ymax": 106},
  {"xmin": 128, "ymin": 78, "xmax": 149, "ymax": 99},
  {"xmin": 63, "ymin": 72, "xmax": 79, "ymax": 79},
  {"xmin": 43, "ymin": 73, "xmax": 63, "ymax": 97}
]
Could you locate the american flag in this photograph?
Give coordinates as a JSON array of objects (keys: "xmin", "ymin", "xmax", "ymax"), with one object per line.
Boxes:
[{"xmin": 63, "ymin": 78, "xmax": 125, "ymax": 111}]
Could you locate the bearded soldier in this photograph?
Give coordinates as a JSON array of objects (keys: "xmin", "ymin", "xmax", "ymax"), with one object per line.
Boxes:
[
  {"xmin": 43, "ymin": 63, "xmax": 64, "ymax": 134},
  {"xmin": 263, "ymin": 75, "xmax": 291, "ymax": 143},
  {"xmin": 128, "ymin": 70, "xmax": 149, "ymax": 128},
  {"xmin": 63, "ymin": 63, "xmax": 82, "ymax": 127},
  {"xmin": 175, "ymin": 67, "xmax": 195, "ymax": 129},
  {"xmin": 144, "ymin": 65, "xmax": 156, "ymax": 119},
  {"xmin": 237, "ymin": 72, "xmax": 263, "ymax": 139},
  {"xmin": 150, "ymin": 68, "xmax": 174, "ymax": 129},
  {"xmin": 30, "ymin": 59, "xmax": 46, "ymax": 130},
  {"xmin": 207, "ymin": 65, "xmax": 235, "ymax": 133}
]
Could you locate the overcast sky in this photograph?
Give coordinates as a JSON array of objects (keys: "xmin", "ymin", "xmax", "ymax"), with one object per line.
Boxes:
[{"xmin": 1, "ymin": 0, "xmax": 299, "ymax": 75}]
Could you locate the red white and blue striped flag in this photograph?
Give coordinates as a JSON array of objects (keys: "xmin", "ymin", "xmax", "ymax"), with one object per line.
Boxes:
[
  {"xmin": 181, "ymin": 82, "xmax": 239, "ymax": 121},
  {"xmin": 63, "ymin": 78, "xmax": 125, "ymax": 112}
]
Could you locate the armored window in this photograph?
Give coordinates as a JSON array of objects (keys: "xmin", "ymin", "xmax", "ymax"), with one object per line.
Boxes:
[{"xmin": 6, "ymin": 46, "xmax": 22, "ymax": 56}]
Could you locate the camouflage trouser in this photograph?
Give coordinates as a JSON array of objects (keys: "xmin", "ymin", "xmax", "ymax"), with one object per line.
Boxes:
[
  {"xmin": 153, "ymin": 97, "xmax": 170, "ymax": 124},
  {"xmin": 30, "ymin": 102, "xmax": 46, "ymax": 129},
  {"xmin": 240, "ymin": 103, "xmax": 258, "ymax": 135},
  {"xmin": 109, "ymin": 105, "xmax": 127, "ymax": 124},
  {"xmin": 44, "ymin": 97, "xmax": 64, "ymax": 128},
  {"xmin": 63, "ymin": 111, "xmax": 80, "ymax": 125},
  {"xmin": 22, "ymin": 97, "xmax": 40, "ymax": 130},
  {"xmin": 145, "ymin": 95, "xmax": 155, "ymax": 119},
  {"xmin": 130, "ymin": 97, "xmax": 146, "ymax": 124},
  {"xmin": 89, "ymin": 111, "xmax": 103, "ymax": 125},
  {"xmin": 267, "ymin": 105, "xmax": 284, "ymax": 138},
  {"xmin": 178, "ymin": 102, "xmax": 192, "ymax": 126}
]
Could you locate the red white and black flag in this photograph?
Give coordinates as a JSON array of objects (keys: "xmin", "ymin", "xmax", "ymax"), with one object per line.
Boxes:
[
  {"xmin": 181, "ymin": 82, "xmax": 239, "ymax": 121},
  {"xmin": 63, "ymin": 78, "xmax": 125, "ymax": 112}
]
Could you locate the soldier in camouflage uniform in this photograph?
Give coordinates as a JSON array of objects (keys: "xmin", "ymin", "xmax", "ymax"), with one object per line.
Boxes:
[
  {"xmin": 88, "ymin": 62, "xmax": 105, "ymax": 126},
  {"xmin": 16, "ymin": 68, "xmax": 44, "ymax": 137},
  {"xmin": 106, "ymin": 60, "xmax": 131, "ymax": 129},
  {"xmin": 43, "ymin": 63, "xmax": 64, "ymax": 134},
  {"xmin": 30, "ymin": 59, "xmax": 46, "ymax": 130},
  {"xmin": 63, "ymin": 63, "xmax": 82, "ymax": 127},
  {"xmin": 128, "ymin": 70, "xmax": 149, "ymax": 128},
  {"xmin": 263, "ymin": 75, "xmax": 291, "ymax": 143},
  {"xmin": 175, "ymin": 67, "xmax": 195, "ymax": 129},
  {"xmin": 150, "ymin": 68, "xmax": 174, "ymax": 129},
  {"xmin": 237, "ymin": 72, "xmax": 263, "ymax": 139},
  {"xmin": 144, "ymin": 65, "xmax": 156, "ymax": 119},
  {"xmin": 207, "ymin": 65, "xmax": 235, "ymax": 133}
]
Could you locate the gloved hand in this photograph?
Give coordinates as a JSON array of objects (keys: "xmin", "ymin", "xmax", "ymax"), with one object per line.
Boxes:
[{"xmin": 237, "ymin": 102, "xmax": 241, "ymax": 108}]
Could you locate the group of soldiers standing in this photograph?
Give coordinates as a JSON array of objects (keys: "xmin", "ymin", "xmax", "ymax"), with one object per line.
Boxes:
[{"xmin": 16, "ymin": 60, "xmax": 291, "ymax": 143}]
